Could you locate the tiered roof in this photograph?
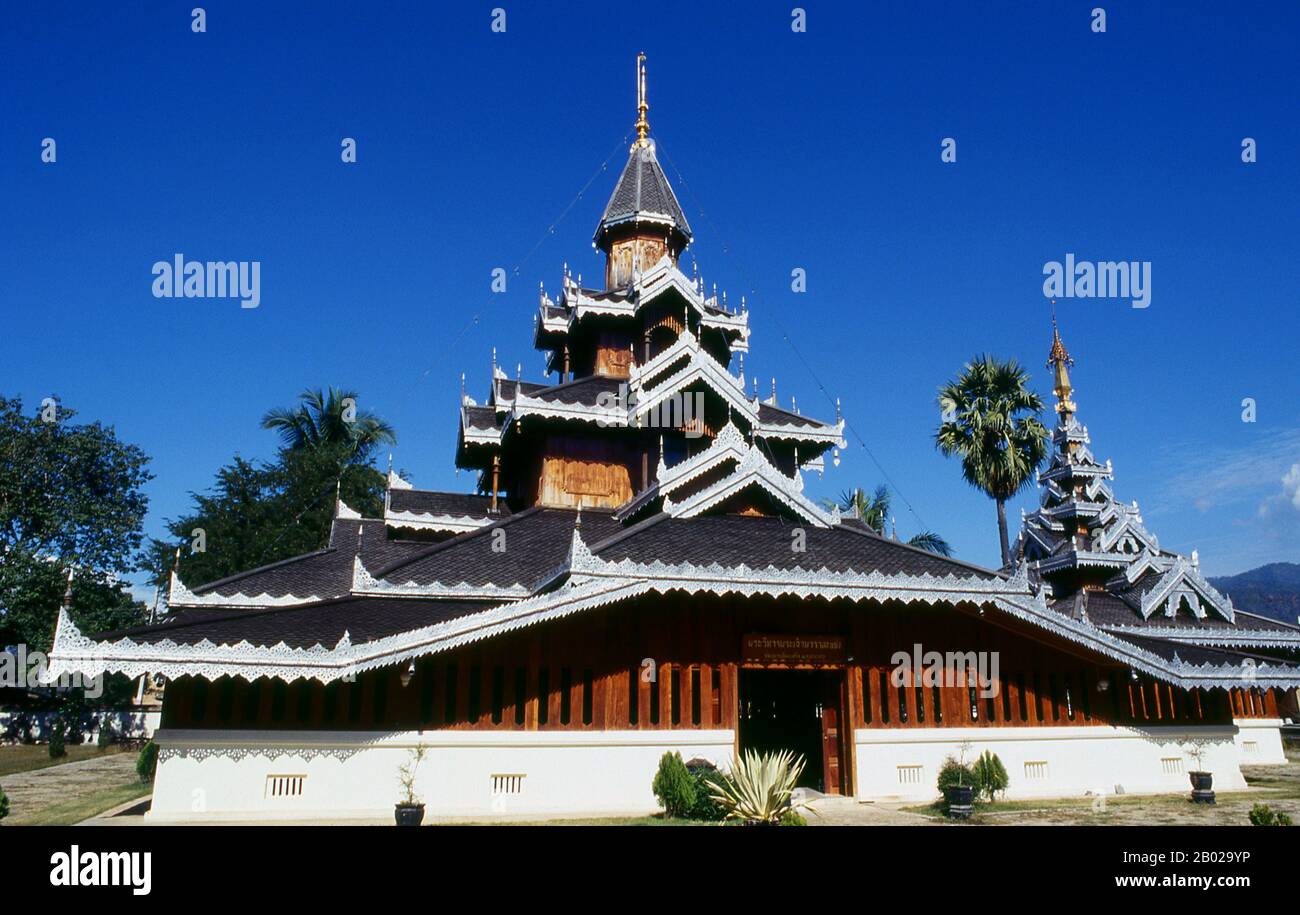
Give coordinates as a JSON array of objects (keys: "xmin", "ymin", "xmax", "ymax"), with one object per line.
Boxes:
[
  {"xmin": 1018, "ymin": 321, "xmax": 1300, "ymax": 652},
  {"xmin": 593, "ymin": 139, "xmax": 692, "ymax": 252},
  {"xmin": 50, "ymin": 497, "xmax": 1300, "ymax": 689}
]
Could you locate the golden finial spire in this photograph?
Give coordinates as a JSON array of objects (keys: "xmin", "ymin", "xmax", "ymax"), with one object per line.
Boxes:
[
  {"xmin": 1046, "ymin": 305, "xmax": 1076, "ymax": 415},
  {"xmin": 61, "ymin": 567, "xmax": 75, "ymax": 609},
  {"xmin": 633, "ymin": 52, "xmax": 650, "ymax": 147}
]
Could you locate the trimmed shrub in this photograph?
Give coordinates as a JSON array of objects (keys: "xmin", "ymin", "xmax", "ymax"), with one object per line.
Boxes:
[
  {"xmin": 973, "ymin": 750, "xmax": 1009, "ymax": 802},
  {"xmin": 652, "ymin": 751, "xmax": 696, "ymax": 818},
  {"xmin": 48, "ymin": 720, "xmax": 66, "ymax": 759},
  {"xmin": 779, "ymin": 810, "xmax": 807, "ymax": 826},
  {"xmin": 1249, "ymin": 803, "xmax": 1293, "ymax": 826},
  {"xmin": 687, "ymin": 764, "xmax": 728, "ymax": 822},
  {"xmin": 97, "ymin": 718, "xmax": 116, "ymax": 750},
  {"xmin": 936, "ymin": 757, "xmax": 975, "ymax": 793},
  {"xmin": 136, "ymin": 741, "xmax": 159, "ymax": 784},
  {"xmin": 0, "ymin": 784, "xmax": 9, "ymax": 822}
]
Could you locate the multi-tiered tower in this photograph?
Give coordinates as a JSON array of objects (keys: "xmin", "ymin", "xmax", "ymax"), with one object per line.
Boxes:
[
  {"xmin": 1020, "ymin": 321, "xmax": 1237, "ymax": 624},
  {"xmin": 454, "ymin": 55, "xmax": 845, "ymax": 519}
]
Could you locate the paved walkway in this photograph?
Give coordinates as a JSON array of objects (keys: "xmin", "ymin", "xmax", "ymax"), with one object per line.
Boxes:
[
  {"xmin": 803, "ymin": 796, "xmax": 938, "ymax": 826},
  {"xmin": 1, "ymin": 752, "xmax": 139, "ymax": 822}
]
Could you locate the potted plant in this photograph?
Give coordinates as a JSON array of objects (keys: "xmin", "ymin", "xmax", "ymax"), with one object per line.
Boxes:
[
  {"xmin": 938, "ymin": 742, "xmax": 976, "ymax": 819},
  {"xmin": 395, "ymin": 746, "xmax": 428, "ymax": 826},
  {"xmin": 1184, "ymin": 741, "xmax": 1215, "ymax": 805}
]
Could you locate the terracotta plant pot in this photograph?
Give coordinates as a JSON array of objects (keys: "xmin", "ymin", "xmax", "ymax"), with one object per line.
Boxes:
[
  {"xmin": 1189, "ymin": 771, "xmax": 1215, "ymax": 805},
  {"xmin": 394, "ymin": 802, "xmax": 426, "ymax": 826},
  {"xmin": 944, "ymin": 785, "xmax": 975, "ymax": 819}
]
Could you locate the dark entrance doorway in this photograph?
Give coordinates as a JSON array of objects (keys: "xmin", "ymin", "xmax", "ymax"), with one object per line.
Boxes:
[{"xmin": 738, "ymin": 669, "xmax": 849, "ymax": 794}]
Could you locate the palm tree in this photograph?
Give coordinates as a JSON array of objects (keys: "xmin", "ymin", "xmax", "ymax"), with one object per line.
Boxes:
[
  {"xmin": 935, "ymin": 355, "xmax": 1049, "ymax": 568},
  {"xmin": 825, "ymin": 485, "xmax": 953, "ymax": 556},
  {"xmin": 261, "ymin": 387, "xmax": 396, "ymax": 465}
]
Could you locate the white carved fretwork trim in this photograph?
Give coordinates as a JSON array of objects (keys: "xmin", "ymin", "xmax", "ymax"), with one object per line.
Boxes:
[{"xmin": 168, "ymin": 569, "xmax": 325, "ymax": 610}]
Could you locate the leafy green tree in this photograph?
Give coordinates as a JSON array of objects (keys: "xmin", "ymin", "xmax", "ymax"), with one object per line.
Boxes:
[
  {"xmin": 973, "ymin": 750, "xmax": 1009, "ymax": 802},
  {"xmin": 0, "ymin": 554, "xmax": 146, "ymax": 654},
  {"xmin": 137, "ymin": 741, "xmax": 159, "ymax": 783},
  {"xmin": 48, "ymin": 718, "xmax": 66, "ymax": 758},
  {"xmin": 825, "ymin": 486, "xmax": 953, "ymax": 556},
  {"xmin": 0, "ymin": 397, "xmax": 150, "ymax": 651},
  {"xmin": 935, "ymin": 356, "xmax": 1050, "ymax": 567},
  {"xmin": 651, "ymin": 751, "xmax": 697, "ymax": 818},
  {"xmin": 142, "ymin": 388, "xmax": 395, "ymax": 590}
]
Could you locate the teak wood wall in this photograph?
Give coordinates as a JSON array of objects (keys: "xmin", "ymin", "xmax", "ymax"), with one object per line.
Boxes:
[{"xmin": 161, "ymin": 594, "xmax": 1279, "ymax": 734}]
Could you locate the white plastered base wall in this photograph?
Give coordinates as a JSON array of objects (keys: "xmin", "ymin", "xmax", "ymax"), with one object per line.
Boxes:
[
  {"xmin": 1232, "ymin": 718, "xmax": 1288, "ymax": 765},
  {"xmin": 145, "ymin": 720, "xmax": 1289, "ymax": 821},
  {"xmin": 853, "ymin": 722, "xmax": 1284, "ymax": 802},
  {"xmin": 147, "ymin": 728, "xmax": 736, "ymax": 822}
]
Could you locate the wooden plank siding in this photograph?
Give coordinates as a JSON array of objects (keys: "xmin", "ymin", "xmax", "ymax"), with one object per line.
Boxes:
[{"xmin": 160, "ymin": 594, "xmax": 1259, "ymax": 732}]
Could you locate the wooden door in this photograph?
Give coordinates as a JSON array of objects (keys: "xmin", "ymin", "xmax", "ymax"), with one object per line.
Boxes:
[{"xmin": 820, "ymin": 674, "xmax": 844, "ymax": 795}]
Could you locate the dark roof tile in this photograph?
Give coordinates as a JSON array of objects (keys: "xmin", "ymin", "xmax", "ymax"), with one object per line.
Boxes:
[
  {"xmin": 98, "ymin": 596, "xmax": 495, "ymax": 650},
  {"xmin": 388, "ymin": 489, "xmax": 509, "ymax": 521}
]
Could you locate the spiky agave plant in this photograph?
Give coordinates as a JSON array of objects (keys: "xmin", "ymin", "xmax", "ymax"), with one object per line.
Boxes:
[{"xmin": 708, "ymin": 749, "xmax": 807, "ymax": 825}]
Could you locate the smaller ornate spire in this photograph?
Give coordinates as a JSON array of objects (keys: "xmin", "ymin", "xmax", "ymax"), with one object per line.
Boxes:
[{"xmin": 1046, "ymin": 308, "xmax": 1077, "ymax": 415}]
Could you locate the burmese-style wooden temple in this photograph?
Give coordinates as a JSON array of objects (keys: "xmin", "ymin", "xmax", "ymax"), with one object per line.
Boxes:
[{"xmin": 49, "ymin": 59, "xmax": 1300, "ymax": 821}]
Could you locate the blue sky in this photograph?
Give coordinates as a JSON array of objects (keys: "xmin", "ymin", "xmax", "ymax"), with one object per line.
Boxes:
[{"xmin": 2, "ymin": 1, "xmax": 1297, "ymax": 590}]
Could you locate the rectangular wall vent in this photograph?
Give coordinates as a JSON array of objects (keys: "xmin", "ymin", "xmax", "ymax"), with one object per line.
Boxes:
[
  {"xmin": 492, "ymin": 774, "xmax": 525, "ymax": 795},
  {"xmin": 1023, "ymin": 761, "xmax": 1049, "ymax": 780},
  {"xmin": 265, "ymin": 774, "xmax": 305, "ymax": 798},
  {"xmin": 896, "ymin": 765, "xmax": 923, "ymax": 785},
  {"xmin": 1242, "ymin": 741, "xmax": 1259, "ymax": 757},
  {"xmin": 1160, "ymin": 757, "xmax": 1184, "ymax": 776}
]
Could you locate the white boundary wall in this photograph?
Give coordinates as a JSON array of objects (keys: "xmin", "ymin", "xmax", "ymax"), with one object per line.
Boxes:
[
  {"xmin": 148, "ymin": 728, "xmax": 735, "ymax": 822},
  {"xmin": 0, "ymin": 709, "xmax": 161, "ymax": 744}
]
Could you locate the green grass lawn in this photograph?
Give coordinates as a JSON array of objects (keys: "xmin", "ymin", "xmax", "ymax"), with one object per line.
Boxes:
[
  {"xmin": 0, "ymin": 744, "xmax": 128, "ymax": 778},
  {"xmin": 903, "ymin": 792, "xmax": 1227, "ymax": 818},
  {"xmin": 6, "ymin": 780, "xmax": 151, "ymax": 826}
]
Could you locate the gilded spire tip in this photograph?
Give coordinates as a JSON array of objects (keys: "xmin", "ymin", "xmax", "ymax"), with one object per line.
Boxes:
[
  {"xmin": 1047, "ymin": 306, "xmax": 1077, "ymax": 415},
  {"xmin": 633, "ymin": 52, "xmax": 650, "ymax": 148},
  {"xmin": 1047, "ymin": 305, "xmax": 1073, "ymax": 369}
]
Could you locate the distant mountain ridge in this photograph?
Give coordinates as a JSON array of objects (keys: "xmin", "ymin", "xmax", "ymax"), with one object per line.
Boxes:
[{"xmin": 1209, "ymin": 562, "xmax": 1300, "ymax": 626}]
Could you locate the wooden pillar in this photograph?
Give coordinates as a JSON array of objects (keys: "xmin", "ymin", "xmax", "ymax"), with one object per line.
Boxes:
[
  {"xmin": 525, "ymin": 640, "xmax": 540, "ymax": 730},
  {"xmin": 490, "ymin": 454, "xmax": 500, "ymax": 513}
]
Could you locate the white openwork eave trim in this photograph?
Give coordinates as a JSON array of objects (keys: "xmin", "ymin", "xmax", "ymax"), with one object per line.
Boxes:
[
  {"xmin": 168, "ymin": 569, "xmax": 326, "ymax": 610},
  {"xmin": 349, "ymin": 556, "xmax": 530, "ymax": 600},
  {"xmin": 660, "ymin": 443, "xmax": 839, "ymax": 528},
  {"xmin": 46, "ymin": 526, "xmax": 1300, "ymax": 690},
  {"xmin": 655, "ymin": 420, "xmax": 748, "ymax": 489},
  {"xmin": 46, "ymin": 564, "xmax": 1299, "ymax": 691},
  {"xmin": 633, "ymin": 347, "xmax": 754, "ymax": 424},
  {"xmin": 383, "ymin": 508, "xmax": 496, "ymax": 534},
  {"xmin": 1137, "ymin": 557, "xmax": 1234, "ymax": 623},
  {"xmin": 1099, "ymin": 624, "xmax": 1300, "ymax": 648},
  {"xmin": 628, "ymin": 327, "xmax": 700, "ymax": 389}
]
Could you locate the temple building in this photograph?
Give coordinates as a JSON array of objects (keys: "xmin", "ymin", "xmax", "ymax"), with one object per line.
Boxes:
[{"xmin": 48, "ymin": 60, "xmax": 1300, "ymax": 822}]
